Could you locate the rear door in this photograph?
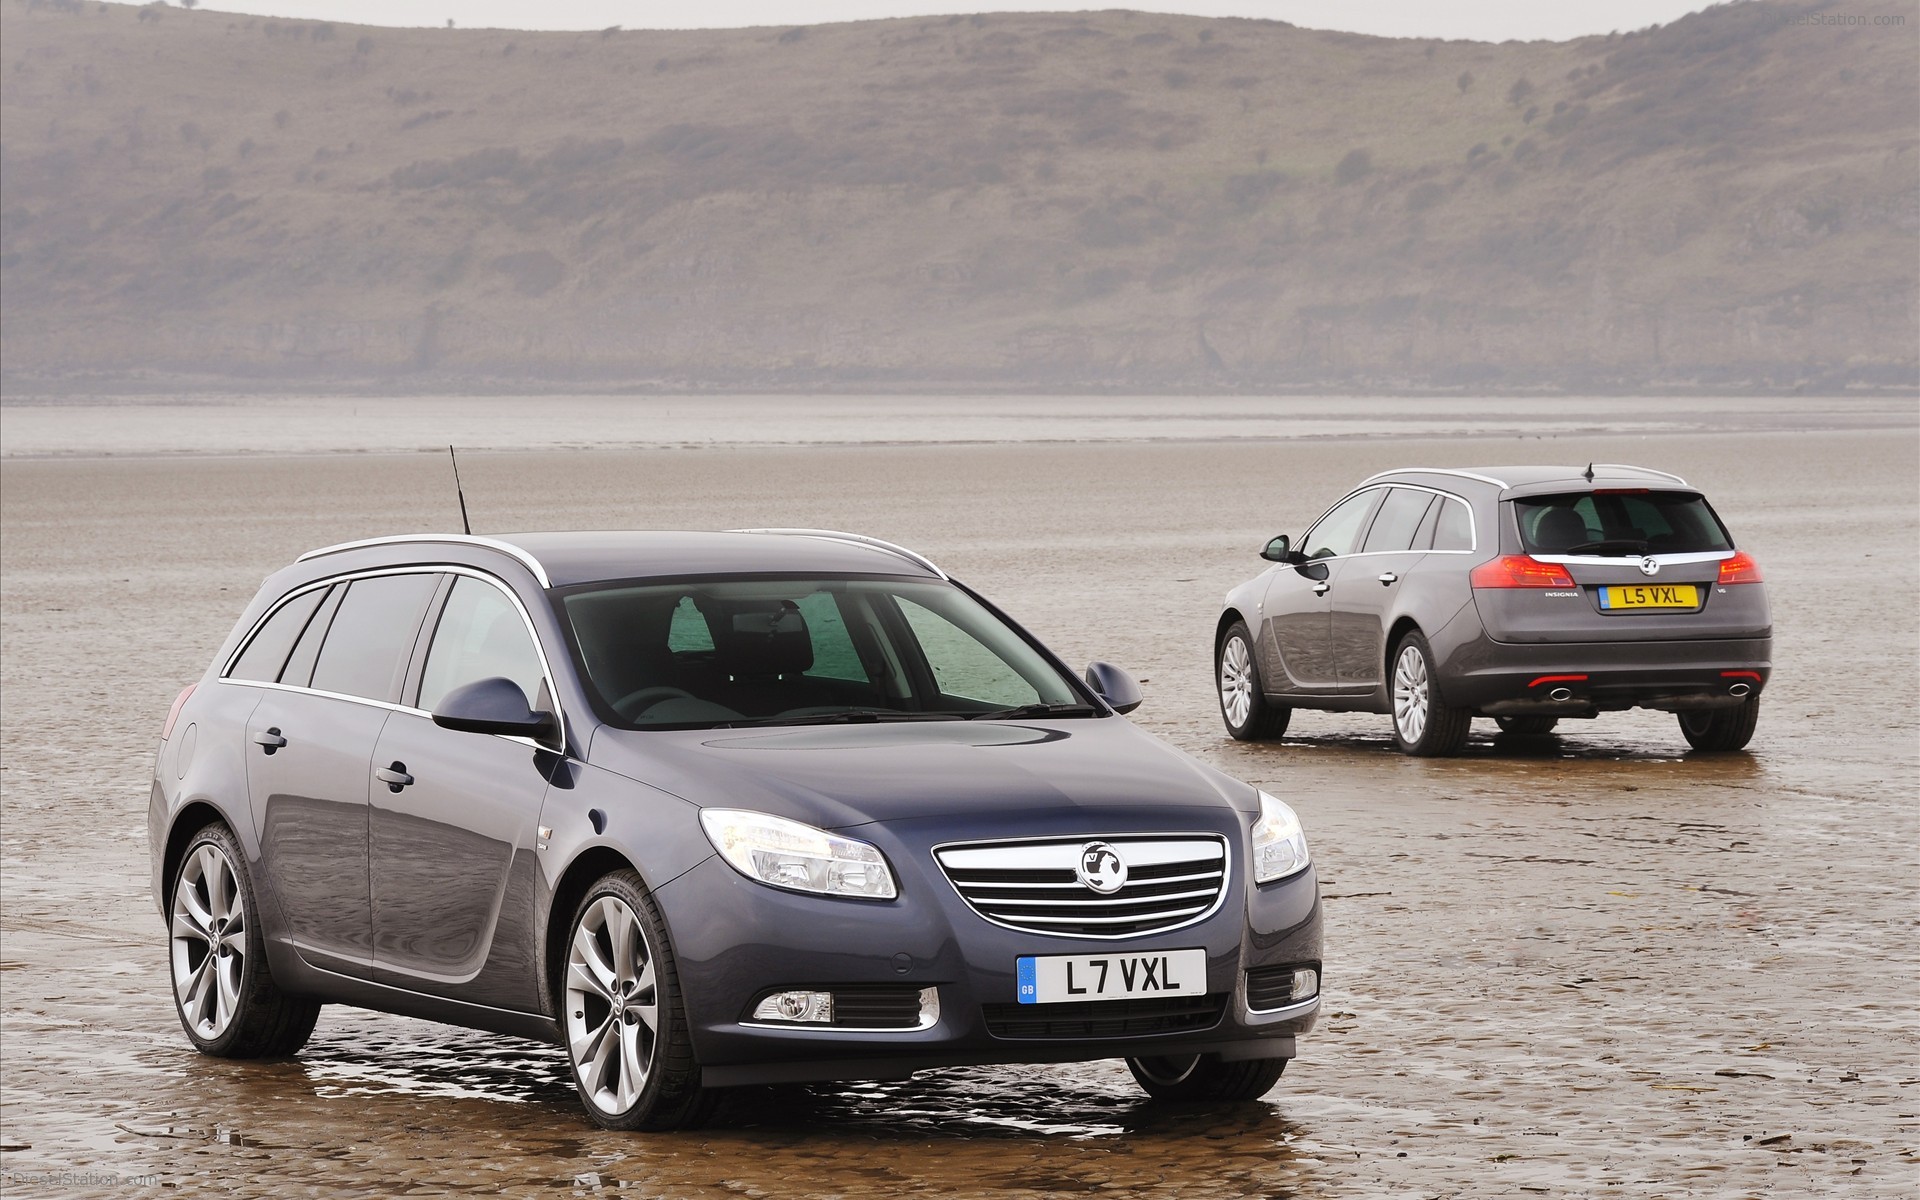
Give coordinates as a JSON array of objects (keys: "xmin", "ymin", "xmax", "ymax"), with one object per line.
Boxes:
[
  {"xmin": 244, "ymin": 571, "xmax": 440, "ymax": 974},
  {"xmin": 367, "ymin": 572, "xmax": 559, "ymax": 1011},
  {"xmin": 1259, "ymin": 487, "xmax": 1382, "ymax": 693},
  {"xmin": 1330, "ymin": 487, "xmax": 1435, "ymax": 691}
]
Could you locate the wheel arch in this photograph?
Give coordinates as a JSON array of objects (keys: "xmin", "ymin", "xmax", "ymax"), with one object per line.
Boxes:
[
  {"xmin": 544, "ymin": 845, "xmax": 642, "ymax": 1018},
  {"xmin": 161, "ymin": 800, "xmax": 233, "ymax": 912},
  {"xmin": 1384, "ymin": 615, "xmax": 1424, "ymax": 681},
  {"xmin": 1216, "ymin": 608, "xmax": 1250, "ymax": 654}
]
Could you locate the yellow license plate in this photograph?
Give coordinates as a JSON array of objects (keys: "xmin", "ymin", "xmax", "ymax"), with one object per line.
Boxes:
[{"xmin": 1599, "ymin": 584, "xmax": 1699, "ymax": 610}]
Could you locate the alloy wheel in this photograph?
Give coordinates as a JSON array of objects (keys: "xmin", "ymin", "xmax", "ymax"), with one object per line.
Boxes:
[
  {"xmin": 1393, "ymin": 644, "xmax": 1429, "ymax": 743},
  {"xmin": 566, "ymin": 895, "xmax": 660, "ymax": 1116},
  {"xmin": 1219, "ymin": 636, "xmax": 1255, "ymax": 727},
  {"xmin": 170, "ymin": 842, "xmax": 247, "ymax": 1040}
]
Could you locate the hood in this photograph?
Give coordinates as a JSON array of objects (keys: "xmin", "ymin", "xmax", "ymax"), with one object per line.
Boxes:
[{"xmin": 585, "ymin": 716, "xmax": 1254, "ymax": 830}]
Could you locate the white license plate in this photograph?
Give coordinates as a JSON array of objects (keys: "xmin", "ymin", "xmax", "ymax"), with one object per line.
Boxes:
[{"xmin": 1016, "ymin": 948, "xmax": 1207, "ymax": 1004}]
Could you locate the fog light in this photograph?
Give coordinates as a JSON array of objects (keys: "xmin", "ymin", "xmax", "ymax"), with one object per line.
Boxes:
[
  {"xmin": 753, "ymin": 990, "xmax": 835, "ymax": 1024},
  {"xmin": 1291, "ymin": 967, "xmax": 1319, "ymax": 1002},
  {"xmin": 917, "ymin": 986, "xmax": 940, "ymax": 1026}
]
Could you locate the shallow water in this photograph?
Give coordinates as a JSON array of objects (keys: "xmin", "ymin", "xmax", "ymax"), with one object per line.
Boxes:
[{"xmin": 1, "ymin": 399, "xmax": 1914, "ymax": 1197}]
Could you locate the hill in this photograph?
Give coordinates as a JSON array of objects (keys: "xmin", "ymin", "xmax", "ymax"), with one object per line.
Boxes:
[{"xmin": 1, "ymin": 0, "xmax": 1915, "ymax": 393}]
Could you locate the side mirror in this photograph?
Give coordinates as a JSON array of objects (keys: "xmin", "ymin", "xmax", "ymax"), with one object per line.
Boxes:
[
  {"xmin": 1084, "ymin": 661, "xmax": 1143, "ymax": 715},
  {"xmin": 432, "ymin": 676, "xmax": 557, "ymax": 741},
  {"xmin": 1261, "ymin": 534, "xmax": 1293, "ymax": 563}
]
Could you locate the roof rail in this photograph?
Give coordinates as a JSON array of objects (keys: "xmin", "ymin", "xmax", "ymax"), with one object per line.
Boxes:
[
  {"xmin": 296, "ymin": 534, "xmax": 552, "ymax": 587},
  {"xmin": 1360, "ymin": 467, "xmax": 1511, "ymax": 489},
  {"xmin": 1590, "ymin": 463, "xmax": 1690, "ymax": 486},
  {"xmin": 728, "ymin": 528, "xmax": 947, "ymax": 579}
]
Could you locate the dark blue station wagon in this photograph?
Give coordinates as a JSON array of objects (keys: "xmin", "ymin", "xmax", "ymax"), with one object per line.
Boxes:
[{"xmin": 150, "ymin": 530, "xmax": 1323, "ymax": 1128}]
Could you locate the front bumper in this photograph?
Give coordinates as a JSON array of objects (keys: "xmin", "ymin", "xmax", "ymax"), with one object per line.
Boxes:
[
  {"xmin": 654, "ymin": 818, "xmax": 1323, "ymax": 1088},
  {"xmin": 1441, "ymin": 634, "xmax": 1772, "ymax": 715}
]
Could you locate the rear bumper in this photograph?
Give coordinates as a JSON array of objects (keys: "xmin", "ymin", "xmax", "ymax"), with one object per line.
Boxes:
[{"xmin": 1440, "ymin": 635, "xmax": 1772, "ymax": 715}]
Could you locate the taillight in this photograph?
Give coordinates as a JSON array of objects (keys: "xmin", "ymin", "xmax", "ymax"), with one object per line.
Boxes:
[
  {"xmin": 1470, "ymin": 555, "xmax": 1576, "ymax": 589},
  {"xmin": 161, "ymin": 684, "xmax": 197, "ymax": 740},
  {"xmin": 1718, "ymin": 551, "xmax": 1763, "ymax": 584}
]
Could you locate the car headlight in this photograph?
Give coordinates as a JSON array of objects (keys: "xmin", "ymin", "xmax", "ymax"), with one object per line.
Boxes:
[
  {"xmin": 699, "ymin": 809, "xmax": 897, "ymax": 900},
  {"xmin": 1251, "ymin": 789, "xmax": 1310, "ymax": 884}
]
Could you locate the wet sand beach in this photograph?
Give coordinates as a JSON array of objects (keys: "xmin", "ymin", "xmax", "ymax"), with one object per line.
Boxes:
[{"xmin": 1, "ymin": 398, "xmax": 1915, "ymax": 1197}]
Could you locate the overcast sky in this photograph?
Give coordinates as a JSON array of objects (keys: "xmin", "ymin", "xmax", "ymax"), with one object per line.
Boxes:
[{"xmin": 176, "ymin": 2, "xmax": 1722, "ymax": 43}]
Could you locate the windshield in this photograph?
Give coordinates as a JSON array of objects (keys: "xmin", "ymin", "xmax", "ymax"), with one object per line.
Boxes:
[
  {"xmin": 560, "ymin": 577, "xmax": 1089, "ymax": 728},
  {"xmin": 1514, "ymin": 490, "xmax": 1733, "ymax": 556}
]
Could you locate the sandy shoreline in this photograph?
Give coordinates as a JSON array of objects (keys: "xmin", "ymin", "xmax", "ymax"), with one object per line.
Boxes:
[{"xmin": 2, "ymin": 394, "xmax": 1912, "ymax": 459}]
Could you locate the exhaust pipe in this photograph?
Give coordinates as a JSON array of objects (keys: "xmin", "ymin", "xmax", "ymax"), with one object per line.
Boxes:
[
  {"xmin": 1548, "ymin": 687, "xmax": 1573, "ymax": 702},
  {"xmin": 1729, "ymin": 683, "xmax": 1751, "ymax": 698}
]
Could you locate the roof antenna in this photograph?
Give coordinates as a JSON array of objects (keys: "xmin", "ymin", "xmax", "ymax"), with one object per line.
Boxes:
[
  {"xmin": 1583, "ymin": 461, "xmax": 1595, "ymax": 482},
  {"xmin": 448, "ymin": 445, "xmax": 472, "ymax": 535}
]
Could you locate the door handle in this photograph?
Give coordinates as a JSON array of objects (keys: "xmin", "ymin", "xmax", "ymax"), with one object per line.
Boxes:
[
  {"xmin": 374, "ymin": 762, "xmax": 414, "ymax": 792},
  {"xmin": 1377, "ymin": 571, "xmax": 1399, "ymax": 586},
  {"xmin": 251, "ymin": 727, "xmax": 286, "ymax": 754},
  {"xmin": 1312, "ymin": 581, "xmax": 1330, "ymax": 596}
]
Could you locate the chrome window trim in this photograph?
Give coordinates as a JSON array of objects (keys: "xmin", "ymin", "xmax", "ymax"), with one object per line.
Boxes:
[
  {"xmin": 727, "ymin": 528, "xmax": 947, "ymax": 580},
  {"xmin": 1360, "ymin": 467, "xmax": 1510, "ymax": 489},
  {"xmin": 219, "ymin": 563, "xmax": 569, "ymax": 754},
  {"xmin": 930, "ymin": 831, "xmax": 1232, "ymax": 942},
  {"xmin": 296, "ymin": 535, "xmax": 552, "ymax": 588},
  {"xmin": 1296, "ymin": 484, "xmax": 1478, "ymax": 564},
  {"xmin": 1531, "ymin": 549, "xmax": 1734, "ymax": 567}
]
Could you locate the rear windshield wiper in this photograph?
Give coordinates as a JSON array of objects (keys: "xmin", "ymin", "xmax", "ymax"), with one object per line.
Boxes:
[
  {"xmin": 1562, "ymin": 538, "xmax": 1650, "ymax": 556},
  {"xmin": 963, "ymin": 702, "xmax": 1101, "ymax": 721}
]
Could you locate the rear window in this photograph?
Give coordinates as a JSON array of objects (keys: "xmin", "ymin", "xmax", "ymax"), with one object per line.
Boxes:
[{"xmin": 1514, "ymin": 491, "xmax": 1732, "ymax": 556}]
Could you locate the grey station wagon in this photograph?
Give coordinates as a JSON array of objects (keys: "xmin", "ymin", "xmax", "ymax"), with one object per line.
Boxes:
[
  {"xmin": 151, "ymin": 530, "xmax": 1322, "ymax": 1129},
  {"xmin": 1216, "ymin": 466, "xmax": 1771, "ymax": 756}
]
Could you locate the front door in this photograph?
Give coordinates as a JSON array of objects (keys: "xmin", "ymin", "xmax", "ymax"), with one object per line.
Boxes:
[
  {"xmin": 1259, "ymin": 561, "xmax": 1336, "ymax": 691},
  {"xmin": 368, "ymin": 573, "xmax": 558, "ymax": 1012}
]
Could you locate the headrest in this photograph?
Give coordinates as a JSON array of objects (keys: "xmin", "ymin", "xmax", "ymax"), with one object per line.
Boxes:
[
  {"xmin": 713, "ymin": 600, "xmax": 814, "ymax": 677},
  {"xmin": 1532, "ymin": 507, "xmax": 1590, "ymax": 552}
]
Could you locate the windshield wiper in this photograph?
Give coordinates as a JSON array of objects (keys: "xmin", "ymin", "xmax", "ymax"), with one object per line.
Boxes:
[
  {"xmin": 713, "ymin": 710, "xmax": 964, "ymax": 729},
  {"xmin": 963, "ymin": 702, "xmax": 1101, "ymax": 721},
  {"xmin": 1563, "ymin": 538, "xmax": 1650, "ymax": 556}
]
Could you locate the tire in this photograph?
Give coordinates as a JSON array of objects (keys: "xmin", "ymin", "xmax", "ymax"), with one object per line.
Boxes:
[
  {"xmin": 563, "ymin": 870, "xmax": 715, "ymax": 1131},
  {"xmin": 168, "ymin": 822, "xmax": 320, "ymax": 1059},
  {"xmin": 1495, "ymin": 716, "xmax": 1559, "ymax": 737},
  {"xmin": 1217, "ymin": 622, "xmax": 1291, "ymax": 742},
  {"xmin": 1678, "ymin": 696, "xmax": 1760, "ymax": 752},
  {"xmin": 1389, "ymin": 632, "xmax": 1470, "ymax": 757},
  {"xmin": 1127, "ymin": 1053, "xmax": 1288, "ymax": 1102}
]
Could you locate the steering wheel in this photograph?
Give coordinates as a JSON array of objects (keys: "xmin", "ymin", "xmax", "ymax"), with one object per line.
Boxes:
[{"xmin": 612, "ymin": 685, "xmax": 699, "ymax": 719}]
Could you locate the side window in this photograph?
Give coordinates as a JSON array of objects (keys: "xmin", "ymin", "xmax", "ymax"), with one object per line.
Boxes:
[
  {"xmin": 418, "ymin": 576, "xmax": 547, "ymax": 713},
  {"xmin": 1432, "ymin": 497, "xmax": 1475, "ymax": 551},
  {"xmin": 228, "ymin": 587, "xmax": 327, "ymax": 682},
  {"xmin": 896, "ymin": 597, "xmax": 1041, "ymax": 707},
  {"xmin": 666, "ymin": 596, "xmax": 714, "ymax": 652},
  {"xmin": 281, "ymin": 585, "xmax": 343, "ymax": 688},
  {"xmin": 1361, "ymin": 488, "xmax": 1435, "ymax": 554},
  {"xmin": 308, "ymin": 573, "xmax": 440, "ymax": 702},
  {"xmin": 1302, "ymin": 490, "xmax": 1381, "ymax": 560},
  {"xmin": 795, "ymin": 591, "xmax": 866, "ymax": 683}
]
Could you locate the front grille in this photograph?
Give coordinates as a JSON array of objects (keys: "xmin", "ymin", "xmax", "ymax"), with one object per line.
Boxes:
[
  {"xmin": 829, "ymin": 985, "xmax": 926, "ymax": 1029},
  {"xmin": 982, "ymin": 994, "xmax": 1227, "ymax": 1039},
  {"xmin": 935, "ymin": 835, "xmax": 1229, "ymax": 938}
]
